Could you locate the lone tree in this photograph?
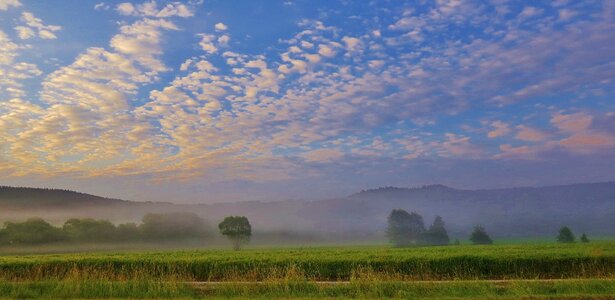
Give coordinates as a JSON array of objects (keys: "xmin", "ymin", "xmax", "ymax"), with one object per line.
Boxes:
[
  {"xmin": 580, "ymin": 233, "xmax": 589, "ymax": 243},
  {"xmin": 421, "ymin": 215, "xmax": 450, "ymax": 246},
  {"xmin": 557, "ymin": 226, "xmax": 575, "ymax": 243},
  {"xmin": 469, "ymin": 225, "xmax": 493, "ymax": 245},
  {"xmin": 219, "ymin": 216, "xmax": 252, "ymax": 250},
  {"xmin": 386, "ymin": 209, "xmax": 425, "ymax": 247}
]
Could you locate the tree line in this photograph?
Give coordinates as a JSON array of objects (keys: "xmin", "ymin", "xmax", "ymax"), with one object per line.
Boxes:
[
  {"xmin": 386, "ymin": 209, "xmax": 589, "ymax": 246},
  {"xmin": 0, "ymin": 212, "xmax": 210, "ymax": 245}
]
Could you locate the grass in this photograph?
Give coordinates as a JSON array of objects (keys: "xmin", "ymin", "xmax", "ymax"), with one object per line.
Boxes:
[
  {"xmin": 0, "ymin": 242, "xmax": 613, "ymax": 281},
  {"xmin": 196, "ymin": 279, "xmax": 615, "ymax": 299},
  {"xmin": 0, "ymin": 242, "xmax": 612, "ymax": 298},
  {"xmin": 0, "ymin": 279, "xmax": 612, "ymax": 299},
  {"xmin": 0, "ymin": 280, "xmax": 196, "ymax": 299}
]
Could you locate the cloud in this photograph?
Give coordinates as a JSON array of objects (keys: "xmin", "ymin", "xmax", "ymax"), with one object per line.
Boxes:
[
  {"xmin": 341, "ymin": 36, "xmax": 361, "ymax": 51},
  {"xmin": 302, "ymin": 148, "xmax": 344, "ymax": 162},
  {"xmin": 94, "ymin": 2, "xmax": 110, "ymax": 10},
  {"xmin": 515, "ymin": 125, "xmax": 549, "ymax": 142},
  {"xmin": 215, "ymin": 22, "xmax": 228, "ymax": 31},
  {"xmin": 487, "ymin": 121, "xmax": 510, "ymax": 138},
  {"xmin": 116, "ymin": 2, "xmax": 135, "ymax": 15},
  {"xmin": 0, "ymin": 0, "xmax": 20, "ymax": 10},
  {"xmin": 317, "ymin": 44, "xmax": 336, "ymax": 57},
  {"xmin": 16, "ymin": 12, "xmax": 62, "ymax": 40},
  {"xmin": 14, "ymin": 26, "xmax": 34, "ymax": 39},
  {"xmin": 197, "ymin": 34, "xmax": 217, "ymax": 54},
  {"xmin": 116, "ymin": 1, "xmax": 193, "ymax": 18},
  {"xmin": 1, "ymin": 0, "xmax": 614, "ymax": 191},
  {"xmin": 0, "ymin": 30, "xmax": 42, "ymax": 98}
]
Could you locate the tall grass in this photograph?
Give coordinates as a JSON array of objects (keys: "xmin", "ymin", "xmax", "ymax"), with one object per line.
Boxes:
[
  {"xmin": 0, "ymin": 242, "xmax": 612, "ymax": 281},
  {"xmin": 197, "ymin": 279, "xmax": 615, "ymax": 299},
  {"xmin": 0, "ymin": 279, "xmax": 612, "ymax": 299},
  {"xmin": 0, "ymin": 280, "xmax": 196, "ymax": 299}
]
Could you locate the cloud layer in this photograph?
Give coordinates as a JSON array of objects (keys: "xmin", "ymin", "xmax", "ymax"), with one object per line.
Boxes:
[{"xmin": 0, "ymin": 0, "xmax": 614, "ymax": 201}]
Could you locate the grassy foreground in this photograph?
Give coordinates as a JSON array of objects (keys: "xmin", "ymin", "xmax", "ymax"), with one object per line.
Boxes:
[
  {"xmin": 0, "ymin": 242, "xmax": 612, "ymax": 298},
  {"xmin": 0, "ymin": 242, "xmax": 613, "ymax": 281},
  {"xmin": 0, "ymin": 279, "xmax": 612, "ymax": 299}
]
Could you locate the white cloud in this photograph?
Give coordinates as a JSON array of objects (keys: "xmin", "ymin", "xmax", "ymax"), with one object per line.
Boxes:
[
  {"xmin": 94, "ymin": 2, "xmax": 109, "ymax": 10},
  {"xmin": 198, "ymin": 34, "xmax": 217, "ymax": 54},
  {"xmin": 17, "ymin": 12, "xmax": 62, "ymax": 40},
  {"xmin": 215, "ymin": 22, "xmax": 228, "ymax": 31},
  {"xmin": 14, "ymin": 26, "xmax": 35, "ymax": 40},
  {"xmin": 217, "ymin": 34, "xmax": 230, "ymax": 46},
  {"xmin": 116, "ymin": 1, "xmax": 193, "ymax": 18},
  {"xmin": 317, "ymin": 44, "xmax": 336, "ymax": 57},
  {"xmin": 342, "ymin": 36, "xmax": 361, "ymax": 51},
  {"xmin": 0, "ymin": 0, "xmax": 20, "ymax": 10},
  {"xmin": 116, "ymin": 2, "xmax": 135, "ymax": 15}
]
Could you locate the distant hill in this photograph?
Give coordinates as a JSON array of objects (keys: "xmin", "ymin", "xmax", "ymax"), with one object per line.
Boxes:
[
  {"xmin": 0, "ymin": 182, "xmax": 614, "ymax": 239},
  {"xmin": 0, "ymin": 186, "xmax": 128, "ymax": 208}
]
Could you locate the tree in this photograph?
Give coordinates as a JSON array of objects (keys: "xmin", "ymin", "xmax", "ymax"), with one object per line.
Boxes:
[
  {"xmin": 116, "ymin": 222, "xmax": 140, "ymax": 241},
  {"xmin": 1, "ymin": 218, "xmax": 65, "ymax": 244},
  {"xmin": 420, "ymin": 215, "xmax": 450, "ymax": 246},
  {"xmin": 580, "ymin": 233, "xmax": 589, "ymax": 243},
  {"xmin": 140, "ymin": 212, "xmax": 208, "ymax": 240},
  {"xmin": 219, "ymin": 216, "xmax": 252, "ymax": 250},
  {"xmin": 469, "ymin": 225, "xmax": 493, "ymax": 245},
  {"xmin": 386, "ymin": 209, "xmax": 425, "ymax": 247},
  {"xmin": 62, "ymin": 218, "xmax": 116, "ymax": 241},
  {"xmin": 557, "ymin": 226, "xmax": 575, "ymax": 243}
]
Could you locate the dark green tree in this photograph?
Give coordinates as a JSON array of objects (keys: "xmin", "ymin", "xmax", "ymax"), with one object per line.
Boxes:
[
  {"xmin": 580, "ymin": 233, "xmax": 589, "ymax": 243},
  {"xmin": 140, "ymin": 212, "xmax": 208, "ymax": 240},
  {"xmin": 1, "ymin": 218, "xmax": 65, "ymax": 244},
  {"xmin": 219, "ymin": 216, "xmax": 252, "ymax": 250},
  {"xmin": 557, "ymin": 226, "xmax": 575, "ymax": 243},
  {"xmin": 386, "ymin": 209, "xmax": 425, "ymax": 247},
  {"xmin": 62, "ymin": 218, "xmax": 116, "ymax": 241},
  {"xmin": 420, "ymin": 215, "xmax": 450, "ymax": 246},
  {"xmin": 469, "ymin": 225, "xmax": 493, "ymax": 245},
  {"xmin": 116, "ymin": 222, "xmax": 140, "ymax": 241}
]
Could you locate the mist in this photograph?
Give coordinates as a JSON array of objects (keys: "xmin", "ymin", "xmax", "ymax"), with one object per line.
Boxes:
[{"xmin": 1, "ymin": 182, "xmax": 613, "ymax": 252}]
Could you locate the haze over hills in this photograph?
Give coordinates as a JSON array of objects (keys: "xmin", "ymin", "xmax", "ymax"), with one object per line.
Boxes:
[{"xmin": 1, "ymin": 182, "xmax": 614, "ymax": 239}]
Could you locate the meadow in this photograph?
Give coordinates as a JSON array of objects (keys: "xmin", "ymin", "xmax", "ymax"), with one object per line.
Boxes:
[{"xmin": 0, "ymin": 241, "xmax": 613, "ymax": 298}]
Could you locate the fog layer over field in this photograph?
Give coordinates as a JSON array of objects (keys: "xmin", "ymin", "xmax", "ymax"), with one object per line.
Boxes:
[{"xmin": 0, "ymin": 182, "xmax": 613, "ymax": 245}]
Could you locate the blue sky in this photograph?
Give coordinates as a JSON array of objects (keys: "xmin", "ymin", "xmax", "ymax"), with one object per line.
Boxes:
[{"xmin": 1, "ymin": 0, "xmax": 614, "ymax": 203}]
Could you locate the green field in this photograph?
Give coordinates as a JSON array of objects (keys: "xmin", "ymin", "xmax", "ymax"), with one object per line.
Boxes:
[{"xmin": 0, "ymin": 242, "xmax": 613, "ymax": 298}]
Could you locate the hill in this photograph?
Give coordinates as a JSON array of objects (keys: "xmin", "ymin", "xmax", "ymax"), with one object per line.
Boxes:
[{"xmin": 0, "ymin": 182, "xmax": 613, "ymax": 239}]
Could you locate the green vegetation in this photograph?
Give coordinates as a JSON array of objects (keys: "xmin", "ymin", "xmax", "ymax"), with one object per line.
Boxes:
[
  {"xmin": 470, "ymin": 225, "xmax": 494, "ymax": 245},
  {"xmin": 0, "ymin": 213, "xmax": 210, "ymax": 245},
  {"xmin": 219, "ymin": 216, "xmax": 252, "ymax": 250},
  {"xmin": 0, "ymin": 279, "xmax": 612, "ymax": 299},
  {"xmin": 558, "ymin": 226, "xmax": 576, "ymax": 243},
  {"xmin": 386, "ymin": 209, "xmax": 451, "ymax": 247},
  {"xmin": 196, "ymin": 279, "xmax": 615, "ymax": 299},
  {"xmin": 0, "ymin": 242, "xmax": 612, "ymax": 298},
  {"xmin": 0, "ymin": 242, "xmax": 612, "ymax": 282}
]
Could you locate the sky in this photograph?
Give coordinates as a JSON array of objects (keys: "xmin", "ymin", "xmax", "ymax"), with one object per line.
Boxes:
[{"xmin": 0, "ymin": 0, "xmax": 614, "ymax": 203}]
